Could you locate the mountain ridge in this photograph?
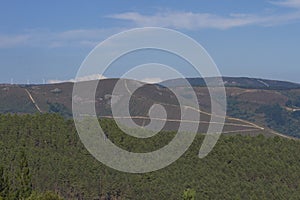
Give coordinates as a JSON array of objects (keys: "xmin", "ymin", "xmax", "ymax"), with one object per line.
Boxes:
[
  {"xmin": 1, "ymin": 77, "xmax": 300, "ymax": 138},
  {"xmin": 159, "ymin": 77, "xmax": 300, "ymax": 90}
]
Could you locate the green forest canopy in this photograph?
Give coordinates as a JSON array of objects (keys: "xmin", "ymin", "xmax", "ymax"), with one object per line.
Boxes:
[{"xmin": 0, "ymin": 114, "xmax": 300, "ymax": 199}]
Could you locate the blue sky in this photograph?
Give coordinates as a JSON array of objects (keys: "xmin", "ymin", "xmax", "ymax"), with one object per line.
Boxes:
[{"xmin": 0, "ymin": 0, "xmax": 300, "ymax": 84}]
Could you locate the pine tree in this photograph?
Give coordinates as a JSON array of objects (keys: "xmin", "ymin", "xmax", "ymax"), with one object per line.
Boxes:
[
  {"xmin": 183, "ymin": 188, "xmax": 196, "ymax": 200},
  {"xmin": 0, "ymin": 166, "xmax": 9, "ymax": 200},
  {"xmin": 17, "ymin": 151, "xmax": 32, "ymax": 200}
]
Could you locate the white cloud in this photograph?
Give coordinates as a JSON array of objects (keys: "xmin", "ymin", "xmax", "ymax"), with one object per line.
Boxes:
[
  {"xmin": 108, "ymin": 12, "xmax": 256, "ymax": 30},
  {"xmin": 0, "ymin": 28, "xmax": 123, "ymax": 48},
  {"xmin": 57, "ymin": 29, "xmax": 114, "ymax": 40},
  {"xmin": 47, "ymin": 76, "xmax": 164, "ymax": 84},
  {"xmin": 1, "ymin": 1, "xmax": 300, "ymax": 48},
  {"xmin": 108, "ymin": 8, "xmax": 300, "ymax": 30},
  {"xmin": 47, "ymin": 74, "xmax": 107, "ymax": 84},
  {"xmin": 0, "ymin": 34, "xmax": 30, "ymax": 48},
  {"xmin": 271, "ymin": 0, "xmax": 300, "ymax": 8},
  {"xmin": 141, "ymin": 77, "xmax": 163, "ymax": 84}
]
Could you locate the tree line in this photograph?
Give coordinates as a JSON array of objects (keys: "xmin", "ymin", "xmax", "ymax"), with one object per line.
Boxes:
[{"xmin": 1, "ymin": 114, "xmax": 300, "ymax": 199}]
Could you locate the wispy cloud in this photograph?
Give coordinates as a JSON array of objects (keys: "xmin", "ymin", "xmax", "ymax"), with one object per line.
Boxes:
[
  {"xmin": 0, "ymin": 34, "xmax": 30, "ymax": 48},
  {"xmin": 108, "ymin": 11, "xmax": 300, "ymax": 29},
  {"xmin": 0, "ymin": 28, "xmax": 123, "ymax": 48},
  {"xmin": 270, "ymin": 0, "xmax": 300, "ymax": 8},
  {"xmin": 108, "ymin": 1, "xmax": 300, "ymax": 30},
  {"xmin": 141, "ymin": 77, "xmax": 162, "ymax": 84},
  {"xmin": 47, "ymin": 74, "xmax": 163, "ymax": 84},
  {"xmin": 47, "ymin": 74, "xmax": 107, "ymax": 84},
  {"xmin": 1, "ymin": 0, "xmax": 300, "ymax": 48},
  {"xmin": 108, "ymin": 12, "xmax": 257, "ymax": 30}
]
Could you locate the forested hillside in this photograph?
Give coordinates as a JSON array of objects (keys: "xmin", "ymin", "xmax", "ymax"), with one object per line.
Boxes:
[{"xmin": 1, "ymin": 114, "xmax": 300, "ymax": 199}]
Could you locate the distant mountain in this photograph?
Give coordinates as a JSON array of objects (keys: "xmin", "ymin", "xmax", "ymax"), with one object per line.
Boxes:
[
  {"xmin": 1, "ymin": 77, "xmax": 300, "ymax": 138},
  {"xmin": 160, "ymin": 77, "xmax": 300, "ymax": 90}
]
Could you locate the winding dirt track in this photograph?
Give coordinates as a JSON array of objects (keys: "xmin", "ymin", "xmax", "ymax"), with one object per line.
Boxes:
[
  {"xmin": 24, "ymin": 88, "xmax": 42, "ymax": 113},
  {"xmin": 21, "ymin": 81, "xmax": 298, "ymax": 140},
  {"xmin": 123, "ymin": 80, "xmax": 298, "ymax": 140}
]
